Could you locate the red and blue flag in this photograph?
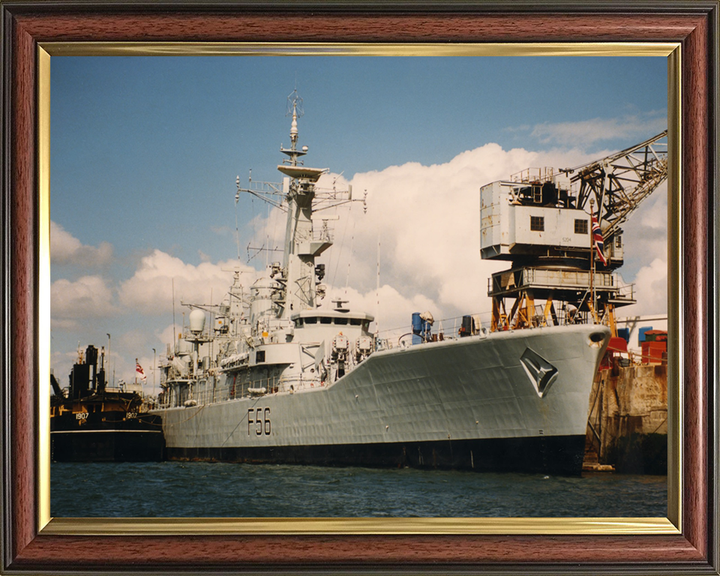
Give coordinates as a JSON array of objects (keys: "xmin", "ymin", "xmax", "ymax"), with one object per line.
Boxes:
[
  {"xmin": 135, "ymin": 360, "xmax": 147, "ymax": 382},
  {"xmin": 591, "ymin": 214, "xmax": 607, "ymax": 266}
]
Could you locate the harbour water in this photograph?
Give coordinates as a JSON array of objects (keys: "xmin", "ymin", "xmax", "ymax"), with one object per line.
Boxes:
[{"xmin": 51, "ymin": 462, "xmax": 667, "ymax": 518}]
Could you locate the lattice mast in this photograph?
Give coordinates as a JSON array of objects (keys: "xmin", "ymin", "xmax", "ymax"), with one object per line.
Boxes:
[{"xmin": 235, "ymin": 90, "xmax": 366, "ymax": 319}]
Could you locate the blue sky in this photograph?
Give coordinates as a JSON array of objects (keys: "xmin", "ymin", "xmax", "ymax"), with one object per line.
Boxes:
[{"xmin": 50, "ymin": 55, "xmax": 668, "ymax": 390}]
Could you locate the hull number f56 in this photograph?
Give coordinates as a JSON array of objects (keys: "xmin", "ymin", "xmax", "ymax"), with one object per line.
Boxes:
[{"xmin": 248, "ymin": 407, "xmax": 271, "ymax": 436}]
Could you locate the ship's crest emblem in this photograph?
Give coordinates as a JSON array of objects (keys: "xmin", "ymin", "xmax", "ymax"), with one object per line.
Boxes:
[{"xmin": 520, "ymin": 348, "xmax": 558, "ymax": 398}]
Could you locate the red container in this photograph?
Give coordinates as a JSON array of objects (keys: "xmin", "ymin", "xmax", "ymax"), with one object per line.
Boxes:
[{"xmin": 641, "ymin": 340, "xmax": 667, "ymax": 363}]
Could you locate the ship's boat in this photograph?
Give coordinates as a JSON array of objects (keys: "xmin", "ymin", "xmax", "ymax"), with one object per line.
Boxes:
[
  {"xmin": 153, "ymin": 91, "xmax": 610, "ymax": 475},
  {"xmin": 51, "ymin": 344, "xmax": 165, "ymax": 462}
]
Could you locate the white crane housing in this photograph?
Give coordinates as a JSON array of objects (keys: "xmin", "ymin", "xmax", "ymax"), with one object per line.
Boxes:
[{"xmin": 479, "ymin": 131, "xmax": 668, "ymax": 333}]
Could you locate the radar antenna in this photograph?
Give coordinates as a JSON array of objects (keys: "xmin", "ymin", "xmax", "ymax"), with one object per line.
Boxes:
[
  {"xmin": 281, "ymin": 89, "xmax": 307, "ymax": 167},
  {"xmin": 286, "ymin": 88, "xmax": 304, "ymax": 119}
]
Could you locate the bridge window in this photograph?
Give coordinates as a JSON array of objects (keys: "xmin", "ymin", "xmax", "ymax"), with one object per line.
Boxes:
[
  {"xmin": 335, "ymin": 318, "xmax": 348, "ymax": 325},
  {"xmin": 350, "ymin": 318, "xmax": 362, "ymax": 326},
  {"xmin": 320, "ymin": 317, "xmax": 332, "ymax": 324},
  {"xmin": 304, "ymin": 317, "xmax": 317, "ymax": 324},
  {"xmin": 574, "ymin": 219, "xmax": 588, "ymax": 234},
  {"xmin": 530, "ymin": 216, "xmax": 544, "ymax": 231}
]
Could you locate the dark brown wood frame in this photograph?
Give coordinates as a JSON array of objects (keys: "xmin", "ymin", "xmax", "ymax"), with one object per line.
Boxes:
[{"xmin": 1, "ymin": 1, "xmax": 717, "ymax": 573}]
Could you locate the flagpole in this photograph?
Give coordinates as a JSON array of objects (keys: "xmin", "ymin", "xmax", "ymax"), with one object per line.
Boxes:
[
  {"xmin": 152, "ymin": 348, "xmax": 156, "ymax": 400},
  {"xmin": 107, "ymin": 333, "xmax": 114, "ymax": 388},
  {"xmin": 589, "ymin": 199, "xmax": 597, "ymax": 324}
]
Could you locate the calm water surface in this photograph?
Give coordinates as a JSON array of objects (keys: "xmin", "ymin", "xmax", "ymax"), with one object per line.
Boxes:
[{"xmin": 51, "ymin": 462, "xmax": 667, "ymax": 518}]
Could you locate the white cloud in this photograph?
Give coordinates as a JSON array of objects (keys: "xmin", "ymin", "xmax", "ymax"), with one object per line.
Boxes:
[
  {"xmin": 118, "ymin": 249, "xmax": 258, "ymax": 315},
  {"xmin": 620, "ymin": 258, "xmax": 667, "ymax": 317},
  {"xmin": 50, "ymin": 349, "xmax": 82, "ymax": 392},
  {"xmin": 157, "ymin": 322, "xmax": 182, "ymax": 350},
  {"xmin": 617, "ymin": 181, "xmax": 668, "ymax": 318},
  {"xmin": 52, "ymin": 140, "xmax": 667, "ymax": 384},
  {"xmin": 530, "ymin": 114, "xmax": 666, "ymax": 148},
  {"xmin": 636, "ymin": 182, "xmax": 668, "ymax": 232},
  {"xmin": 253, "ymin": 143, "xmax": 616, "ymax": 335},
  {"xmin": 248, "ymin": 141, "xmax": 669, "ymax": 335},
  {"xmin": 51, "ymin": 275, "xmax": 118, "ymax": 328},
  {"xmin": 51, "ymin": 221, "xmax": 113, "ymax": 266},
  {"xmin": 117, "ymin": 328, "xmax": 154, "ymax": 355}
]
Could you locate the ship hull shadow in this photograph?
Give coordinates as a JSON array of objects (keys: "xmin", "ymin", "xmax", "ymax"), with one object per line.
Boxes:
[{"xmin": 167, "ymin": 434, "xmax": 586, "ymax": 476}]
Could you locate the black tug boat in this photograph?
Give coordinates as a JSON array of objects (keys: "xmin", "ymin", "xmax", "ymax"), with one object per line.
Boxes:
[{"xmin": 51, "ymin": 344, "xmax": 165, "ymax": 462}]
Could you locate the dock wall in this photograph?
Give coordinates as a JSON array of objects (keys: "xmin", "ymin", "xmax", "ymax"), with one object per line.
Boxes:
[{"xmin": 585, "ymin": 363, "xmax": 668, "ymax": 474}]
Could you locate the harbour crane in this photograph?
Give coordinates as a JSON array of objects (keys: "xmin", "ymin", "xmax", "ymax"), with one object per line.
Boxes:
[
  {"xmin": 479, "ymin": 131, "xmax": 668, "ymax": 333},
  {"xmin": 568, "ymin": 130, "xmax": 668, "ymax": 269}
]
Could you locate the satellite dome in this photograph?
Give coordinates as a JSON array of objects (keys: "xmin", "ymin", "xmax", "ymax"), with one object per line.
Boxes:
[{"xmin": 189, "ymin": 309, "xmax": 206, "ymax": 333}]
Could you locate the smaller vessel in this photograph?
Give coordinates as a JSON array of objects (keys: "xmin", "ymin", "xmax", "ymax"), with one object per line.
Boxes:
[{"xmin": 51, "ymin": 344, "xmax": 165, "ymax": 462}]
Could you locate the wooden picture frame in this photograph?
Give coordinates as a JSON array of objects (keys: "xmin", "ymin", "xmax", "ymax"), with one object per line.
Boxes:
[{"xmin": 1, "ymin": 1, "xmax": 717, "ymax": 573}]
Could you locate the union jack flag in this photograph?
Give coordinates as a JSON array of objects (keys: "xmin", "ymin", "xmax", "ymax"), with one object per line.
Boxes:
[
  {"xmin": 591, "ymin": 214, "xmax": 607, "ymax": 266},
  {"xmin": 135, "ymin": 360, "xmax": 147, "ymax": 382}
]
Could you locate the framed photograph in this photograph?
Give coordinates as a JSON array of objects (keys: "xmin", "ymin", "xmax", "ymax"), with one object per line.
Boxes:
[{"xmin": 1, "ymin": 1, "xmax": 717, "ymax": 574}]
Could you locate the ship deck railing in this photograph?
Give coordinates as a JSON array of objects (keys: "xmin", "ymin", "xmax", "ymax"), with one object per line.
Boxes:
[
  {"xmin": 376, "ymin": 311, "xmax": 495, "ymax": 350},
  {"xmin": 607, "ymin": 346, "xmax": 668, "ymax": 367},
  {"xmin": 227, "ymin": 374, "xmax": 324, "ymax": 399},
  {"xmin": 375, "ymin": 307, "xmax": 618, "ymax": 351},
  {"xmin": 160, "ymin": 373, "xmax": 326, "ymax": 408},
  {"xmin": 509, "ymin": 166, "xmax": 557, "ymax": 185}
]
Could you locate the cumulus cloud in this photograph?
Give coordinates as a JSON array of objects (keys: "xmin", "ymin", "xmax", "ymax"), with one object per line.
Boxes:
[
  {"xmin": 635, "ymin": 182, "xmax": 668, "ymax": 233},
  {"xmin": 51, "ymin": 275, "xmax": 119, "ymax": 328},
  {"xmin": 51, "ymin": 140, "xmax": 667, "ymax": 384},
  {"xmin": 249, "ymin": 144, "xmax": 601, "ymax": 333},
  {"xmin": 530, "ymin": 113, "xmax": 666, "ymax": 148},
  {"xmin": 251, "ymin": 141, "xmax": 668, "ymax": 333},
  {"xmin": 621, "ymin": 258, "xmax": 667, "ymax": 317},
  {"xmin": 51, "ymin": 221, "xmax": 113, "ymax": 266},
  {"xmin": 156, "ymin": 323, "xmax": 183, "ymax": 351},
  {"xmin": 616, "ymin": 181, "xmax": 668, "ymax": 319},
  {"xmin": 118, "ymin": 249, "xmax": 258, "ymax": 315}
]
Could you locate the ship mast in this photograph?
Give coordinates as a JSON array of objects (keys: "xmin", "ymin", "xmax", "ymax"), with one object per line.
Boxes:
[
  {"xmin": 236, "ymin": 89, "xmax": 366, "ymax": 320},
  {"xmin": 275, "ymin": 90, "xmax": 329, "ymax": 317}
]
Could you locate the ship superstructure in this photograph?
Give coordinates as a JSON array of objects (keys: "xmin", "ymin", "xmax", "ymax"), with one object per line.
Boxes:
[{"xmin": 154, "ymin": 91, "xmax": 610, "ymax": 475}]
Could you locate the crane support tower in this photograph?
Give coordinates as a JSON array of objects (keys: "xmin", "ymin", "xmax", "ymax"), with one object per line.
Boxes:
[{"xmin": 480, "ymin": 131, "xmax": 668, "ymax": 334}]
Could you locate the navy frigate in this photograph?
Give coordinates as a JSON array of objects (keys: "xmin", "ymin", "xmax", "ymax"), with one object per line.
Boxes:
[{"xmin": 153, "ymin": 91, "xmax": 610, "ymax": 475}]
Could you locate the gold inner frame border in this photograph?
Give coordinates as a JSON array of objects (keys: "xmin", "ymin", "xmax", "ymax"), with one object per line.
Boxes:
[{"xmin": 37, "ymin": 41, "xmax": 682, "ymax": 537}]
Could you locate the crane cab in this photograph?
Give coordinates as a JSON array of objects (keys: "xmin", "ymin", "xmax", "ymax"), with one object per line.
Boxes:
[{"xmin": 480, "ymin": 169, "xmax": 623, "ymax": 266}]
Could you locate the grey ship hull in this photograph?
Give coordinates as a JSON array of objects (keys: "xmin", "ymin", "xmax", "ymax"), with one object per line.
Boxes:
[{"xmin": 156, "ymin": 324, "xmax": 608, "ymax": 475}]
